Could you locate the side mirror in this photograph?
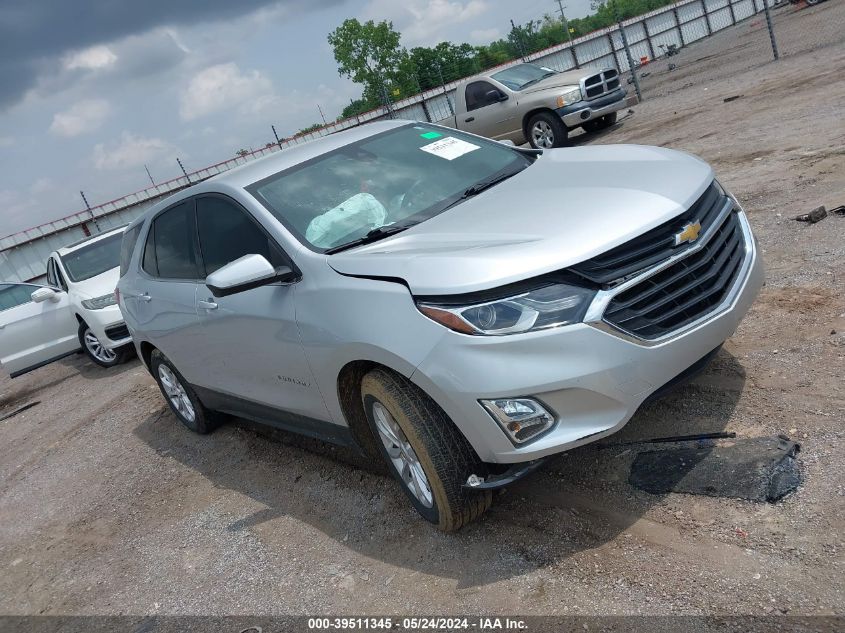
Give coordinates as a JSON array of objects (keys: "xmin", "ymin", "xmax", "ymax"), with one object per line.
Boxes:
[
  {"xmin": 205, "ymin": 254, "xmax": 296, "ymax": 298},
  {"xmin": 31, "ymin": 287, "xmax": 60, "ymax": 303},
  {"xmin": 486, "ymin": 90, "xmax": 508, "ymax": 103}
]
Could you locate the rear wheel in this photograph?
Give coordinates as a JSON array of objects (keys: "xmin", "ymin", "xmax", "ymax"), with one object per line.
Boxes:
[
  {"xmin": 150, "ymin": 349, "xmax": 222, "ymax": 434},
  {"xmin": 361, "ymin": 368, "xmax": 492, "ymax": 531},
  {"xmin": 527, "ymin": 112, "xmax": 568, "ymax": 149},
  {"xmin": 582, "ymin": 112, "xmax": 618, "ymax": 133},
  {"xmin": 79, "ymin": 322, "xmax": 127, "ymax": 367}
]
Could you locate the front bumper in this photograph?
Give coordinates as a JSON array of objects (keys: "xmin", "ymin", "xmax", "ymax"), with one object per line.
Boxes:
[
  {"xmin": 83, "ymin": 304, "xmax": 133, "ymax": 350},
  {"xmin": 556, "ymin": 88, "xmax": 637, "ymax": 128},
  {"xmin": 411, "ymin": 211, "xmax": 763, "ymax": 464}
]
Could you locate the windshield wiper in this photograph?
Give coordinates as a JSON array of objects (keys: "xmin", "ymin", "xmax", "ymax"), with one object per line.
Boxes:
[
  {"xmin": 519, "ymin": 72, "xmax": 557, "ymax": 90},
  {"xmin": 324, "ymin": 222, "xmax": 418, "ymax": 254}
]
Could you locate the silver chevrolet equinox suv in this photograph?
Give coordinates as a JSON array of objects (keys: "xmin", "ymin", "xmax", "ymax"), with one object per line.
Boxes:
[{"xmin": 118, "ymin": 120, "xmax": 763, "ymax": 531}]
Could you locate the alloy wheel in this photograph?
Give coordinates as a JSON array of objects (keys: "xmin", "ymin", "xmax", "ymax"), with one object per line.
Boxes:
[
  {"xmin": 157, "ymin": 364, "xmax": 196, "ymax": 423},
  {"xmin": 84, "ymin": 329, "xmax": 117, "ymax": 363},
  {"xmin": 372, "ymin": 401, "xmax": 434, "ymax": 508},
  {"xmin": 531, "ymin": 121, "xmax": 555, "ymax": 148}
]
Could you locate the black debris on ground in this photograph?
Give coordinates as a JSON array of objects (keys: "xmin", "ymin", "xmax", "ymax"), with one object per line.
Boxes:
[
  {"xmin": 794, "ymin": 205, "xmax": 827, "ymax": 223},
  {"xmin": 629, "ymin": 436, "xmax": 802, "ymax": 502}
]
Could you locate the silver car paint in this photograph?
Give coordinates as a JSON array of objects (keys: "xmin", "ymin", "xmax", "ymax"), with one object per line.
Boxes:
[
  {"xmin": 119, "ymin": 120, "xmax": 763, "ymax": 465},
  {"xmin": 328, "ymin": 143, "xmax": 714, "ymax": 294}
]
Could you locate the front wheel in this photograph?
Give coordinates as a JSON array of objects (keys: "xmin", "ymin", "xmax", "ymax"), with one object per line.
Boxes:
[
  {"xmin": 582, "ymin": 112, "xmax": 618, "ymax": 133},
  {"xmin": 361, "ymin": 368, "xmax": 492, "ymax": 531},
  {"xmin": 79, "ymin": 322, "xmax": 128, "ymax": 368},
  {"xmin": 527, "ymin": 112, "xmax": 568, "ymax": 149}
]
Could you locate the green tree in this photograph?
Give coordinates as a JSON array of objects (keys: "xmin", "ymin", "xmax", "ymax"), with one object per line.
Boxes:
[{"xmin": 328, "ymin": 19, "xmax": 409, "ymax": 105}]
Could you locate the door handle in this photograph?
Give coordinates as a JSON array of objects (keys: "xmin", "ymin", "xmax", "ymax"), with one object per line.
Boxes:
[
  {"xmin": 139, "ymin": 293, "xmax": 152, "ymax": 303},
  {"xmin": 464, "ymin": 116, "xmax": 475, "ymax": 122},
  {"xmin": 198, "ymin": 299, "xmax": 218, "ymax": 310}
]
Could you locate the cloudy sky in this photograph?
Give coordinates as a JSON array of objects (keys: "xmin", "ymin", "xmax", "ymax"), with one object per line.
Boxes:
[{"xmin": 0, "ymin": 0, "xmax": 592, "ymax": 237}]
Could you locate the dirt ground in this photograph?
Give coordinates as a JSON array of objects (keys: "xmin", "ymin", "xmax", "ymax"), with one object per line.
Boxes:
[{"xmin": 1, "ymin": 2, "xmax": 843, "ymax": 620}]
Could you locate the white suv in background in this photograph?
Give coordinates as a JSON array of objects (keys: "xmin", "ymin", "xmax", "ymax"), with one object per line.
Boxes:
[
  {"xmin": 0, "ymin": 226, "xmax": 133, "ymax": 378},
  {"xmin": 44, "ymin": 226, "xmax": 133, "ymax": 367}
]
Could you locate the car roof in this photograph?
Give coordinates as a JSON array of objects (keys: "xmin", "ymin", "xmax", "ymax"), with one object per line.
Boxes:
[{"xmin": 57, "ymin": 225, "xmax": 126, "ymax": 255}]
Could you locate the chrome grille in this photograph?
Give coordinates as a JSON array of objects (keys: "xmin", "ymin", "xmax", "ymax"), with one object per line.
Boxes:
[
  {"xmin": 602, "ymin": 212, "xmax": 745, "ymax": 340},
  {"xmin": 570, "ymin": 183, "xmax": 728, "ymax": 285},
  {"xmin": 582, "ymin": 69, "xmax": 621, "ymax": 99}
]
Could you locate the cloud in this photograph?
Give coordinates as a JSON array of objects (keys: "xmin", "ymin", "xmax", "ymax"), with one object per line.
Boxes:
[
  {"xmin": 49, "ymin": 99, "xmax": 111, "ymax": 137},
  {"xmin": 469, "ymin": 27, "xmax": 500, "ymax": 43},
  {"xmin": 62, "ymin": 45, "xmax": 117, "ymax": 71},
  {"xmin": 363, "ymin": 0, "xmax": 489, "ymax": 46},
  {"xmin": 0, "ymin": 136, "xmax": 14, "ymax": 148},
  {"xmin": 0, "ymin": 0, "xmax": 344, "ymax": 108},
  {"xmin": 30, "ymin": 178, "xmax": 55, "ymax": 195},
  {"xmin": 180, "ymin": 63, "xmax": 276, "ymax": 121},
  {"xmin": 92, "ymin": 132, "xmax": 176, "ymax": 170}
]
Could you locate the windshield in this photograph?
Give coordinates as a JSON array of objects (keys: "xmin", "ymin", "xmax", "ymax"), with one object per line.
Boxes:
[
  {"xmin": 247, "ymin": 124, "xmax": 532, "ymax": 252},
  {"xmin": 491, "ymin": 63, "xmax": 558, "ymax": 91},
  {"xmin": 60, "ymin": 232, "xmax": 123, "ymax": 282}
]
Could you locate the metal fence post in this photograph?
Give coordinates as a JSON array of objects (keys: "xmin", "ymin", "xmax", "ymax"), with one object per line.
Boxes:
[
  {"xmin": 762, "ymin": 0, "xmax": 780, "ymax": 60},
  {"xmin": 672, "ymin": 7, "xmax": 687, "ymax": 47},
  {"xmin": 643, "ymin": 18, "xmax": 657, "ymax": 62},
  {"xmin": 437, "ymin": 63, "xmax": 455, "ymax": 116},
  {"xmin": 617, "ymin": 20, "xmax": 642, "ymax": 102},
  {"xmin": 727, "ymin": 0, "xmax": 737, "ymax": 25}
]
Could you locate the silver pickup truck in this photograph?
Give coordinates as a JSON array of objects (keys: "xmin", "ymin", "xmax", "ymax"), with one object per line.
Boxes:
[{"xmin": 439, "ymin": 62, "xmax": 637, "ymax": 148}]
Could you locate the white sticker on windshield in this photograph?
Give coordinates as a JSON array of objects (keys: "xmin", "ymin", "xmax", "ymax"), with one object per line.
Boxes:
[{"xmin": 419, "ymin": 136, "xmax": 480, "ymax": 160}]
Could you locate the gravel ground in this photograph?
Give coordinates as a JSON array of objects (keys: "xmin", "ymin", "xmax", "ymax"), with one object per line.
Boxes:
[{"xmin": 1, "ymin": 2, "xmax": 843, "ymax": 618}]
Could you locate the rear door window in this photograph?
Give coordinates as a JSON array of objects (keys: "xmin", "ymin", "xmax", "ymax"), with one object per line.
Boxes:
[{"xmin": 120, "ymin": 224, "xmax": 143, "ymax": 277}]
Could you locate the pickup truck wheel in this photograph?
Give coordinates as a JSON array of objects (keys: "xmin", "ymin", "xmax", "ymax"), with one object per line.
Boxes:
[
  {"xmin": 528, "ymin": 112, "xmax": 568, "ymax": 149},
  {"xmin": 78, "ymin": 322, "xmax": 127, "ymax": 368},
  {"xmin": 361, "ymin": 369, "xmax": 492, "ymax": 531},
  {"xmin": 150, "ymin": 349, "xmax": 222, "ymax": 434},
  {"xmin": 582, "ymin": 112, "xmax": 618, "ymax": 133}
]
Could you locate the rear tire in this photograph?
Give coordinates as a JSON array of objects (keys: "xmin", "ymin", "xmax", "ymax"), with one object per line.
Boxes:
[
  {"xmin": 361, "ymin": 368, "xmax": 492, "ymax": 531},
  {"xmin": 582, "ymin": 111, "xmax": 618, "ymax": 133},
  {"xmin": 527, "ymin": 112, "xmax": 568, "ymax": 149},
  {"xmin": 79, "ymin": 322, "xmax": 128, "ymax": 368},
  {"xmin": 150, "ymin": 349, "xmax": 222, "ymax": 434}
]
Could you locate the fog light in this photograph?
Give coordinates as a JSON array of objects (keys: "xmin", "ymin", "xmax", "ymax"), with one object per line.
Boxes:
[{"xmin": 480, "ymin": 398, "xmax": 555, "ymax": 444}]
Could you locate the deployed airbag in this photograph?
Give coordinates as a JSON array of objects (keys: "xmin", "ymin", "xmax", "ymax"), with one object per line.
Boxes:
[{"xmin": 305, "ymin": 192, "xmax": 387, "ymax": 248}]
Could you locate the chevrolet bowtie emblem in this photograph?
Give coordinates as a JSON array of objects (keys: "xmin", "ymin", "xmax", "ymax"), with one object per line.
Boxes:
[{"xmin": 674, "ymin": 221, "xmax": 702, "ymax": 246}]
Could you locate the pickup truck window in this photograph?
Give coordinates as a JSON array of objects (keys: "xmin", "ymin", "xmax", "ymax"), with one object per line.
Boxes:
[
  {"xmin": 491, "ymin": 63, "xmax": 557, "ymax": 91},
  {"xmin": 465, "ymin": 81, "xmax": 502, "ymax": 111},
  {"xmin": 248, "ymin": 124, "xmax": 532, "ymax": 253}
]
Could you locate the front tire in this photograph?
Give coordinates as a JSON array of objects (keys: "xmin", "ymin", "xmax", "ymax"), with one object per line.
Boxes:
[
  {"xmin": 150, "ymin": 349, "xmax": 222, "ymax": 434},
  {"xmin": 582, "ymin": 112, "xmax": 618, "ymax": 133},
  {"xmin": 79, "ymin": 322, "xmax": 127, "ymax": 368},
  {"xmin": 361, "ymin": 368, "xmax": 492, "ymax": 531},
  {"xmin": 527, "ymin": 112, "xmax": 568, "ymax": 149}
]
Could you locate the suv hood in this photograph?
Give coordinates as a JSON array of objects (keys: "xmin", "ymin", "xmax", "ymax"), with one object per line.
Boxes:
[
  {"xmin": 71, "ymin": 266, "xmax": 120, "ymax": 300},
  {"xmin": 328, "ymin": 145, "xmax": 714, "ymax": 296}
]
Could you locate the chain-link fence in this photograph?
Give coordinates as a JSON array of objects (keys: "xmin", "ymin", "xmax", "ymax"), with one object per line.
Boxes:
[{"xmin": 297, "ymin": 0, "xmax": 842, "ymax": 138}]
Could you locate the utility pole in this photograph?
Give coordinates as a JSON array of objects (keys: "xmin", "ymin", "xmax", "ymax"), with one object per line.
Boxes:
[
  {"xmin": 271, "ymin": 124, "xmax": 283, "ymax": 149},
  {"xmin": 176, "ymin": 157, "xmax": 191, "ymax": 184},
  {"xmin": 80, "ymin": 190, "xmax": 101, "ymax": 232},
  {"xmin": 317, "ymin": 103, "xmax": 327, "ymax": 125},
  {"xmin": 555, "ymin": 0, "xmax": 573, "ymax": 45},
  {"xmin": 144, "ymin": 164, "xmax": 155, "ymax": 187}
]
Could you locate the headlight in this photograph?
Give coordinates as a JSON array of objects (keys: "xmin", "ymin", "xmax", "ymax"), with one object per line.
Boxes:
[
  {"xmin": 81, "ymin": 294, "xmax": 117, "ymax": 310},
  {"xmin": 556, "ymin": 87, "xmax": 582, "ymax": 107},
  {"xmin": 417, "ymin": 282, "xmax": 596, "ymax": 336}
]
